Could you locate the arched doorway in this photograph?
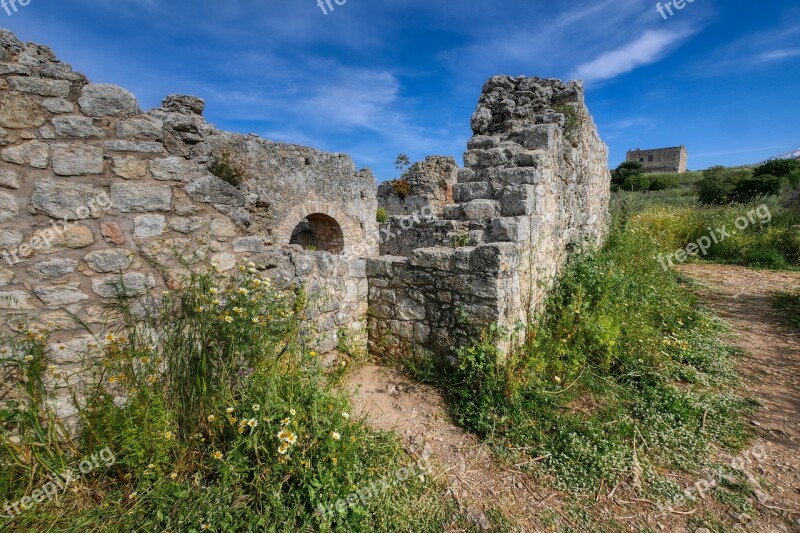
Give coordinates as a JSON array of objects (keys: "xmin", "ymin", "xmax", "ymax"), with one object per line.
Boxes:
[{"xmin": 289, "ymin": 213, "xmax": 345, "ymax": 254}]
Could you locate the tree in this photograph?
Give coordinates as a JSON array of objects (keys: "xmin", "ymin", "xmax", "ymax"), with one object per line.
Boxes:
[
  {"xmin": 395, "ymin": 154, "xmax": 411, "ymax": 175},
  {"xmin": 611, "ymin": 161, "xmax": 643, "ymax": 188}
]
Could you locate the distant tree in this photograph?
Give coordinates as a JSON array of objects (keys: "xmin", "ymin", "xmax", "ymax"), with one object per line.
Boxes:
[
  {"xmin": 754, "ymin": 159, "xmax": 800, "ymax": 188},
  {"xmin": 611, "ymin": 161, "xmax": 643, "ymax": 188},
  {"xmin": 395, "ymin": 154, "xmax": 411, "ymax": 175},
  {"xmin": 730, "ymin": 175, "xmax": 784, "ymax": 203},
  {"xmin": 696, "ymin": 166, "xmax": 738, "ymax": 205}
]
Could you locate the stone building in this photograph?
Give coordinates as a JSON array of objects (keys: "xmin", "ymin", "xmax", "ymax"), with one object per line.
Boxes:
[
  {"xmin": 626, "ymin": 146, "xmax": 688, "ymax": 173},
  {"xmin": 0, "ymin": 29, "xmax": 611, "ymax": 418}
]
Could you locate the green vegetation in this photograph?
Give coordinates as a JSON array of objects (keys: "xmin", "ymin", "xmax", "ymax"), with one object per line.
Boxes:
[
  {"xmin": 775, "ymin": 292, "xmax": 800, "ymax": 329},
  {"xmin": 210, "ymin": 147, "xmax": 251, "ymax": 187},
  {"xmin": 376, "ymin": 207, "xmax": 388, "ymax": 223},
  {"xmin": 413, "ymin": 213, "xmax": 756, "ymax": 495},
  {"xmin": 696, "ymin": 160, "xmax": 800, "ymax": 205},
  {"xmin": 0, "ymin": 263, "xmax": 453, "ymax": 532},
  {"xmin": 611, "ymin": 161, "xmax": 684, "ymax": 192}
]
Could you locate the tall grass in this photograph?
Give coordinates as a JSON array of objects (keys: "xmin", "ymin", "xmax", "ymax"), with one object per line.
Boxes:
[
  {"xmin": 418, "ymin": 215, "xmax": 756, "ymax": 495},
  {"xmin": 0, "ymin": 260, "xmax": 452, "ymax": 531}
]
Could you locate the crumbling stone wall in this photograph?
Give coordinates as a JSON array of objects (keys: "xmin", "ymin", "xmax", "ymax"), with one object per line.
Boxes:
[
  {"xmin": 0, "ymin": 29, "xmax": 375, "ymax": 420},
  {"xmin": 377, "ymin": 156, "xmax": 457, "ymax": 218},
  {"xmin": 368, "ymin": 76, "xmax": 612, "ymax": 361},
  {"xmin": 626, "ymin": 146, "xmax": 688, "ymax": 173}
]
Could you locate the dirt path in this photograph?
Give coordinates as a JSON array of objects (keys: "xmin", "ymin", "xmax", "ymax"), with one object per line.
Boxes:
[
  {"xmin": 345, "ymin": 263, "xmax": 800, "ymax": 531},
  {"xmin": 679, "ymin": 263, "xmax": 800, "ymax": 530}
]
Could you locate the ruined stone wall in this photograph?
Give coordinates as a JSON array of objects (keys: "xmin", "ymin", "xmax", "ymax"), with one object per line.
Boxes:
[
  {"xmin": 0, "ymin": 29, "xmax": 375, "ymax": 415},
  {"xmin": 626, "ymin": 146, "xmax": 688, "ymax": 173},
  {"xmin": 368, "ymin": 76, "xmax": 612, "ymax": 360},
  {"xmin": 377, "ymin": 156, "xmax": 457, "ymax": 218}
]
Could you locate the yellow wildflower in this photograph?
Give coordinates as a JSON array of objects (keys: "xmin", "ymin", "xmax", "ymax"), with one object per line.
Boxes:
[
  {"xmin": 207, "ymin": 415, "xmax": 216, "ymax": 422},
  {"xmin": 331, "ymin": 432, "xmax": 341, "ymax": 441},
  {"xmin": 212, "ymin": 451, "xmax": 223, "ymax": 460}
]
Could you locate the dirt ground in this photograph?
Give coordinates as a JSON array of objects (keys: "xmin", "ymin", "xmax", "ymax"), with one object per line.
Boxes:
[{"xmin": 345, "ymin": 263, "xmax": 800, "ymax": 532}]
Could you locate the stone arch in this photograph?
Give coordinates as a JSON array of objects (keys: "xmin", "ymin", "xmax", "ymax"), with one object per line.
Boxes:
[
  {"xmin": 276, "ymin": 201, "xmax": 362, "ymax": 256},
  {"xmin": 289, "ymin": 213, "xmax": 344, "ymax": 254}
]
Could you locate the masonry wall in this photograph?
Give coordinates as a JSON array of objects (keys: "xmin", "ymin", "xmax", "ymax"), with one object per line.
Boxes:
[
  {"xmin": 626, "ymin": 146, "xmax": 688, "ymax": 173},
  {"xmin": 368, "ymin": 76, "xmax": 612, "ymax": 361},
  {"xmin": 0, "ymin": 30, "xmax": 374, "ymax": 418}
]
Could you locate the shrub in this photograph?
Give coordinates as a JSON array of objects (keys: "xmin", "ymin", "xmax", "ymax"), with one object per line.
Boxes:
[
  {"xmin": 622, "ymin": 174, "xmax": 651, "ymax": 191},
  {"xmin": 647, "ymin": 174, "xmax": 680, "ymax": 191},
  {"xmin": 376, "ymin": 207, "xmax": 388, "ymax": 223},
  {"xmin": 611, "ymin": 161, "xmax": 643, "ymax": 188},
  {"xmin": 390, "ymin": 179, "xmax": 412, "ymax": 199},
  {"xmin": 210, "ymin": 147, "xmax": 251, "ymax": 186}
]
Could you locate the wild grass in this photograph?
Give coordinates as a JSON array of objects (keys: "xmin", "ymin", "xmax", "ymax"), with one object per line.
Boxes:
[
  {"xmin": 413, "ymin": 213, "xmax": 756, "ymax": 495},
  {"xmin": 774, "ymin": 292, "xmax": 800, "ymax": 329},
  {"xmin": 0, "ymin": 260, "xmax": 453, "ymax": 532}
]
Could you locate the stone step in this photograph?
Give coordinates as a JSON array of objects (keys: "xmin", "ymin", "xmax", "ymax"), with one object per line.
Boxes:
[{"xmin": 461, "ymin": 199, "xmax": 501, "ymax": 221}]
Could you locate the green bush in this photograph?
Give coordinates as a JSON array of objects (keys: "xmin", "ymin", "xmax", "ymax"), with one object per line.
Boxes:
[
  {"xmin": 611, "ymin": 161, "xmax": 643, "ymax": 188},
  {"xmin": 622, "ymin": 174, "xmax": 651, "ymax": 191},
  {"xmin": 376, "ymin": 207, "xmax": 388, "ymax": 223},
  {"xmin": 647, "ymin": 173, "xmax": 680, "ymax": 191}
]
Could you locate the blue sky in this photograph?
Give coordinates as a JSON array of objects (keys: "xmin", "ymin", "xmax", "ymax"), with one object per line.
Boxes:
[{"xmin": 3, "ymin": 0, "xmax": 799, "ymax": 180}]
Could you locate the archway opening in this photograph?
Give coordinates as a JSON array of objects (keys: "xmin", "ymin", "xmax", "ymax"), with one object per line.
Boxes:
[{"xmin": 289, "ymin": 213, "xmax": 345, "ymax": 254}]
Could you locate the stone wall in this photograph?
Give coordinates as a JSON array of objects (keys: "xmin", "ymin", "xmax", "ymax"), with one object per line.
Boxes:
[
  {"xmin": 626, "ymin": 146, "xmax": 688, "ymax": 173},
  {"xmin": 377, "ymin": 156, "xmax": 457, "ymax": 218},
  {"xmin": 368, "ymin": 76, "xmax": 612, "ymax": 361},
  {"xmin": 0, "ymin": 28, "xmax": 375, "ymax": 419}
]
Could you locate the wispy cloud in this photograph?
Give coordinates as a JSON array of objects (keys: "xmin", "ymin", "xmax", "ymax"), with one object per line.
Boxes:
[{"xmin": 572, "ymin": 29, "xmax": 692, "ymax": 82}]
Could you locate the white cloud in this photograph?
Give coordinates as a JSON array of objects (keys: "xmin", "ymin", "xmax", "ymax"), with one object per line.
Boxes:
[{"xmin": 572, "ymin": 29, "xmax": 690, "ymax": 82}]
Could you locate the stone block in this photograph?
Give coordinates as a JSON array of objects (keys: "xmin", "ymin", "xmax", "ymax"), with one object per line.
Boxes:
[
  {"xmin": 34, "ymin": 283, "xmax": 90, "ymax": 307},
  {"xmin": 134, "ymin": 214, "xmax": 166, "ymax": 238},
  {"xmin": 91, "ymin": 272, "xmax": 156, "ymax": 298},
  {"xmin": 104, "ymin": 140, "xmax": 164, "ymax": 154},
  {"xmin": 52, "ymin": 116, "xmax": 104, "ymax": 138},
  {"xmin": 150, "ymin": 157, "xmax": 187, "ymax": 181},
  {"xmin": 30, "ymin": 180, "xmax": 103, "ymax": 220},
  {"xmin": 29, "ymin": 258, "xmax": 78, "ymax": 279},
  {"xmin": 51, "ymin": 144, "xmax": 104, "ymax": 175},
  {"xmin": 500, "ymin": 185, "xmax": 536, "ymax": 216},
  {"xmin": 8, "ymin": 76, "xmax": 70, "ymax": 97},
  {"xmin": 462, "ymin": 199, "xmax": 499, "ymax": 221},
  {"xmin": 2, "ymin": 140, "xmax": 49, "ymax": 168},
  {"xmin": 112, "ymin": 156, "xmax": 149, "ymax": 180},
  {"xmin": 78, "ymin": 84, "xmax": 139, "ymax": 117},
  {"xmin": 0, "ymin": 93, "xmax": 45, "ymax": 129},
  {"xmin": 41, "ymin": 98, "xmax": 74, "ymax": 114},
  {"xmin": 110, "ymin": 182, "xmax": 172, "ymax": 212},
  {"xmin": 84, "ymin": 249, "xmax": 134, "ymax": 273}
]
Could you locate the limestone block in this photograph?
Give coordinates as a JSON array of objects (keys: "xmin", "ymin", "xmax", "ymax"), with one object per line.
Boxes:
[
  {"xmin": 8, "ymin": 76, "xmax": 70, "ymax": 97},
  {"xmin": 78, "ymin": 84, "xmax": 139, "ymax": 117},
  {"xmin": 110, "ymin": 182, "xmax": 172, "ymax": 212},
  {"xmin": 2, "ymin": 140, "xmax": 49, "ymax": 168},
  {"xmin": 84, "ymin": 249, "xmax": 134, "ymax": 273},
  {"xmin": 134, "ymin": 214, "xmax": 166, "ymax": 238},
  {"xmin": 51, "ymin": 144, "xmax": 104, "ymax": 175},
  {"xmin": 0, "ymin": 93, "xmax": 45, "ymax": 129}
]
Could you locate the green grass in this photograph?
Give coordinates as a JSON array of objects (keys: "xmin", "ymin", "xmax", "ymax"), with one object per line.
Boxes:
[
  {"xmin": 412, "ymin": 213, "xmax": 756, "ymax": 496},
  {"xmin": 0, "ymin": 262, "xmax": 455, "ymax": 532},
  {"xmin": 775, "ymin": 292, "xmax": 800, "ymax": 329}
]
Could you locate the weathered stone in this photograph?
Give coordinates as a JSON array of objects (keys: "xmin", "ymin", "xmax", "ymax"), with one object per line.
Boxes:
[
  {"xmin": 0, "ymin": 265, "xmax": 13, "ymax": 285},
  {"xmin": 0, "ymin": 190, "xmax": 18, "ymax": 222},
  {"xmin": 110, "ymin": 182, "xmax": 172, "ymax": 212},
  {"xmin": 185, "ymin": 175, "xmax": 244, "ymax": 207},
  {"xmin": 91, "ymin": 272, "xmax": 155, "ymax": 298},
  {"xmin": 0, "ymin": 290, "xmax": 34, "ymax": 310},
  {"xmin": 209, "ymin": 218, "xmax": 237, "ymax": 239},
  {"xmin": 51, "ymin": 144, "xmax": 104, "ymax": 175},
  {"xmin": 134, "ymin": 214, "xmax": 166, "ymax": 238},
  {"xmin": 116, "ymin": 117, "xmax": 163, "ymax": 140},
  {"xmin": 32, "ymin": 224, "xmax": 95, "ymax": 252},
  {"xmin": 29, "ymin": 258, "xmax": 78, "ymax": 279},
  {"xmin": 169, "ymin": 216, "xmax": 205, "ymax": 234},
  {"xmin": 84, "ymin": 249, "xmax": 134, "ymax": 273},
  {"xmin": 150, "ymin": 156, "xmax": 186, "ymax": 181},
  {"xmin": 1, "ymin": 140, "xmax": 49, "ymax": 168},
  {"xmin": 41, "ymin": 98, "xmax": 74, "ymax": 114},
  {"xmin": 49, "ymin": 334, "xmax": 97, "ymax": 365},
  {"xmin": 8, "ymin": 76, "xmax": 70, "ymax": 97},
  {"xmin": 111, "ymin": 156, "xmax": 148, "ymax": 180},
  {"xmin": 38, "ymin": 125, "xmax": 56, "ymax": 139},
  {"xmin": 78, "ymin": 84, "xmax": 139, "ymax": 117},
  {"xmin": 103, "ymin": 140, "xmax": 164, "ymax": 154},
  {"xmin": 210, "ymin": 252, "xmax": 236, "ymax": 271},
  {"xmin": 462, "ymin": 199, "xmax": 500, "ymax": 221},
  {"xmin": 30, "ymin": 180, "xmax": 102, "ymax": 220},
  {"xmin": 0, "ymin": 63, "xmax": 31, "ymax": 75},
  {"xmin": 162, "ymin": 94, "xmax": 205, "ymax": 115},
  {"xmin": 52, "ymin": 116, "xmax": 104, "ymax": 138},
  {"xmin": 0, "ymin": 229, "xmax": 22, "ymax": 249},
  {"xmin": 233, "ymin": 236, "xmax": 264, "ymax": 253},
  {"xmin": 100, "ymin": 221, "xmax": 125, "ymax": 245},
  {"xmin": 500, "ymin": 185, "xmax": 536, "ymax": 216},
  {"xmin": 0, "ymin": 93, "xmax": 46, "ymax": 129},
  {"xmin": 34, "ymin": 283, "xmax": 89, "ymax": 307}
]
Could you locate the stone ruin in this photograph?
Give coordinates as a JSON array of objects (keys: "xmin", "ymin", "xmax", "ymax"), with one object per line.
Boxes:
[{"xmin": 0, "ymin": 29, "xmax": 611, "ymax": 416}]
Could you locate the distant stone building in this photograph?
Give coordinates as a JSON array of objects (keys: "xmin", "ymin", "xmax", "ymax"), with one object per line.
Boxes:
[{"xmin": 626, "ymin": 146, "xmax": 687, "ymax": 173}]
